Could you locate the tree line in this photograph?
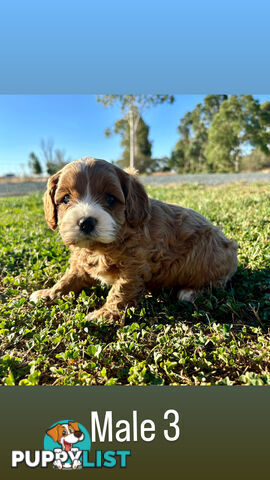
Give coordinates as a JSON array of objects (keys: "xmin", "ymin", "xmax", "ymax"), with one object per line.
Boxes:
[
  {"xmin": 170, "ymin": 95, "xmax": 270, "ymax": 173},
  {"xmin": 28, "ymin": 95, "xmax": 270, "ymax": 175}
]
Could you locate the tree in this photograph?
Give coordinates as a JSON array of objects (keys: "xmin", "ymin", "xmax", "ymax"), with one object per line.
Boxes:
[
  {"xmin": 105, "ymin": 109, "xmax": 153, "ymax": 173},
  {"xmin": 28, "ymin": 152, "xmax": 43, "ymax": 175},
  {"xmin": 170, "ymin": 95, "xmax": 227, "ymax": 173},
  {"xmin": 148, "ymin": 156, "xmax": 171, "ymax": 172},
  {"xmin": 97, "ymin": 94, "xmax": 174, "ymax": 171},
  {"xmin": 205, "ymin": 95, "xmax": 270, "ymax": 172},
  {"xmin": 40, "ymin": 138, "xmax": 71, "ymax": 174},
  {"xmin": 259, "ymin": 101, "xmax": 270, "ymax": 128}
]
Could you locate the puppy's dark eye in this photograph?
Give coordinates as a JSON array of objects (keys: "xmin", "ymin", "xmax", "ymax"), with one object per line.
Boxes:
[
  {"xmin": 61, "ymin": 194, "xmax": 70, "ymax": 204},
  {"xmin": 105, "ymin": 193, "xmax": 116, "ymax": 208}
]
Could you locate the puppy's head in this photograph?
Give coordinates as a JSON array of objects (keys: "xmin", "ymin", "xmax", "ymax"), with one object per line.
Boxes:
[
  {"xmin": 46, "ymin": 422, "xmax": 84, "ymax": 450},
  {"xmin": 43, "ymin": 157, "xmax": 150, "ymax": 247}
]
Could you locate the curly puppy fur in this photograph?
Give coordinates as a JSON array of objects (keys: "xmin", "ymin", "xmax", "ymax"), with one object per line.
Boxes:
[{"xmin": 30, "ymin": 157, "xmax": 238, "ymax": 322}]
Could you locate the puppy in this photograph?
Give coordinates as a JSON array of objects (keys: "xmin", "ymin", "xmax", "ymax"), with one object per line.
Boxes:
[
  {"xmin": 46, "ymin": 421, "xmax": 84, "ymax": 469},
  {"xmin": 30, "ymin": 157, "xmax": 238, "ymax": 322}
]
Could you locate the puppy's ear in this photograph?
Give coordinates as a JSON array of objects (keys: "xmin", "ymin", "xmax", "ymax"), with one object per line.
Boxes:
[
  {"xmin": 43, "ymin": 171, "xmax": 61, "ymax": 230},
  {"xmin": 46, "ymin": 424, "xmax": 61, "ymax": 443},
  {"xmin": 68, "ymin": 421, "xmax": 79, "ymax": 432},
  {"xmin": 116, "ymin": 166, "xmax": 150, "ymax": 227}
]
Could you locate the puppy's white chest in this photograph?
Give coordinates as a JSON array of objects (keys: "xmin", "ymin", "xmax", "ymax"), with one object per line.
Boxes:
[{"xmin": 80, "ymin": 253, "xmax": 120, "ymax": 286}]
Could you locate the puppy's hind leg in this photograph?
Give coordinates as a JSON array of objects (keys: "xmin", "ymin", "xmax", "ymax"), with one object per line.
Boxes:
[{"xmin": 177, "ymin": 288, "xmax": 200, "ymax": 303}]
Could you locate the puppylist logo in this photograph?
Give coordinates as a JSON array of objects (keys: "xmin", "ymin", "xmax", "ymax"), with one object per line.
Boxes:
[
  {"xmin": 12, "ymin": 419, "xmax": 130, "ymax": 470},
  {"xmin": 11, "ymin": 410, "xmax": 180, "ymax": 470},
  {"xmin": 44, "ymin": 420, "xmax": 95, "ymax": 470}
]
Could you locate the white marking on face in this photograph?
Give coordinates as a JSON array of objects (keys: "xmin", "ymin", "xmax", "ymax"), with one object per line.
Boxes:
[
  {"xmin": 59, "ymin": 193, "xmax": 117, "ymax": 246},
  {"xmin": 59, "ymin": 424, "xmax": 84, "ymax": 450}
]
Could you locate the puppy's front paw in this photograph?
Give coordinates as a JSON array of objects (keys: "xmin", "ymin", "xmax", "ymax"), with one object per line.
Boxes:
[
  {"xmin": 30, "ymin": 289, "xmax": 54, "ymax": 304},
  {"xmin": 85, "ymin": 307, "xmax": 120, "ymax": 324},
  {"xmin": 72, "ymin": 459, "xmax": 82, "ymax": 469}
]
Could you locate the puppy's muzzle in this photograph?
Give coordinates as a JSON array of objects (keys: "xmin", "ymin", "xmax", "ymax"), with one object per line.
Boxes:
[{"xmin": 78, "ymin": 217, "xmax": 97, "ymax": 235}]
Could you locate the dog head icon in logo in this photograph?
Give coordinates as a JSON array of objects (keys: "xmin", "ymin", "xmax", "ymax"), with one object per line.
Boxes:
[
  {"xmin": 47, "ymin": 422, "xmax": 84, "ymax": 452},
  {"xmin": 44, "ymin": 420, "xmax": 91, "ymax": 470}
]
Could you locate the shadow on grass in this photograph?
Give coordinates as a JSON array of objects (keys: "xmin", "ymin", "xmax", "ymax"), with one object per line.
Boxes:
[{"xmin": 127, "ymin": 266, "xmax": 270, "ymax": 331}]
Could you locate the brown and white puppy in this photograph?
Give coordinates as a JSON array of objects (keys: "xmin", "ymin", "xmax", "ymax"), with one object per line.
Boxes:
[
  {"xmin": 46, "ymin": 422, "xmax": 84, "ymax": 450},
  {"xmin": 30, "ymin": 157, "xmax": 238, "ymax": 322}
]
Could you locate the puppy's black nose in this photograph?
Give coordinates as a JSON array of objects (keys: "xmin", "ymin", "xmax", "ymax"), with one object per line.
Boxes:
[
  {"xmin": 74, "ymin": 430, "xmax": 82, "ymax": 438},
  {"xmin": 79, "ymin": 217, "xmax": 96, "ymax": 235}
]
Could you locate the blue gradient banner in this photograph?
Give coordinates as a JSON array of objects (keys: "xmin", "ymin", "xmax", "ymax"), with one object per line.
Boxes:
[{"xmin": 0, "ymin": 0, "xmax": 269, "ymax": 93}]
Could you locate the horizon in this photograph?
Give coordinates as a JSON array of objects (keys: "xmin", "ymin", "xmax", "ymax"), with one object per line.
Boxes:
[{"xmin": 0, "ymin": 94, "xmax": 269, "ymax": 176}]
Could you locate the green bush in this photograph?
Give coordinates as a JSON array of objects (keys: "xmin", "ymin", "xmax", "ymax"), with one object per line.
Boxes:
[{"xmin": 241, "ymin": 149, "xmax": 270, "ymax": 172}]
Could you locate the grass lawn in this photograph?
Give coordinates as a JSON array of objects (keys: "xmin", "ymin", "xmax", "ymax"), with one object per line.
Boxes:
[{"xmin": 0, "ymin": 183, "xmax": 269, "ymax": 386}]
